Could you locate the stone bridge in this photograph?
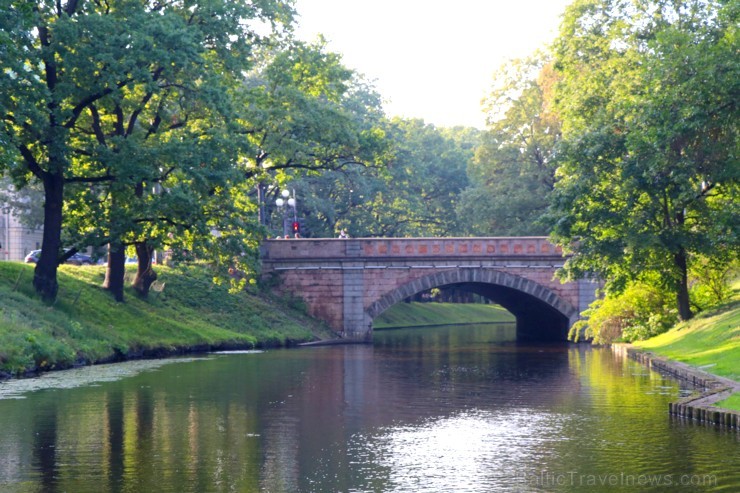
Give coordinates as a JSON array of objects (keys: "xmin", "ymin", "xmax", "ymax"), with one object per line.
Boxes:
[{"xmin": 261, "ymin": 237, "xmax": 598, "ymax": 342}]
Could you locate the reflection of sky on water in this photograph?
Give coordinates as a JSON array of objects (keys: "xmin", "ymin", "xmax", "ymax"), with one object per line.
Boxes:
[
  {"xmin": 350, "ymin": 409, "xmax": 566, "ymax": 493},
  {"xmin": 0, "ymin": 357, "xmax": 213, "ymax": 399}
]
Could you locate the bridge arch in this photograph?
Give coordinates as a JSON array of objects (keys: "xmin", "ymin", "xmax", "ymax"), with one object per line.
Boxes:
[
  {"xmin": 366, "ymin": 268, "xmax": 580, "ymax": 340},
  {"xmin": 261, "ymin": 237, "xmax": 598, "ymax": 342}
]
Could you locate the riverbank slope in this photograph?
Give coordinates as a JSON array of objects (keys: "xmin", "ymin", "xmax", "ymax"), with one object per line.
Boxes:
[
  {"xmin": 632, "ymin": 288, "xmax": 739, "ymax": 411},
  {"xmin": 0, "ymin": 262, "xmax": 334, "ymax": 378}
]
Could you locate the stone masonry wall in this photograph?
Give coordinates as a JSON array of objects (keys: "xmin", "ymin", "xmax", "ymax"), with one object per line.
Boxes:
[
  {"xmin": 272, "ymin": 268, "xmax": 346, "ymax": 331},
  {"xmin": 261, "ymin": 237, "xmax": 588, "ymax": 336}
]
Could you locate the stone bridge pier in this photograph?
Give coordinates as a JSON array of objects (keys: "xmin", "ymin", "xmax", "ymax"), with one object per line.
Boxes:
[{"xmin": 261, "ymin": 237, "xmax": 598, "ymax": 342}]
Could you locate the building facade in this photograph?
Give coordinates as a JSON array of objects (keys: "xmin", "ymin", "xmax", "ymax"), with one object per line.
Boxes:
[{"xmin": 0, "ymin": 208, "xmax": 43, "ymax": 262}]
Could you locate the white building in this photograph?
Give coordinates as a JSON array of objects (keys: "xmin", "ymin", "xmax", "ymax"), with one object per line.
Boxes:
[{"xmin": 0, "ymin": 207, "xmax": 43, "ymax": 262}]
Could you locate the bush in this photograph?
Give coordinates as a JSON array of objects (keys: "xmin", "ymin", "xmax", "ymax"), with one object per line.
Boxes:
[{"xmin": 570, "ymin": 281, "xmax": 678, "ymax": 344}]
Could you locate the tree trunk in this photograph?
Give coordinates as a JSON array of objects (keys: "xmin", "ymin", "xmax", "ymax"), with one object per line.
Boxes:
[
  {"xmin": 33, "ymin": 170, "xmax": 64, "ymax": 303},
  {"xmin": 103, "ymin": 243, "xmax": 126, "ymax": 302},
  {"xmin": 674, "ymin": 248, "xmax": 692, "ymax": 321},
  {"xmin": 132, "ymin": 241, "xmax": 157, "ymax": 298}
]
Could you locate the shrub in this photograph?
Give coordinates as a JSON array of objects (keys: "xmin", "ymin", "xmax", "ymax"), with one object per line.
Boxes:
[{"xmin": 570, "ymin": 281, "xmax": 678, "ymax": 344}]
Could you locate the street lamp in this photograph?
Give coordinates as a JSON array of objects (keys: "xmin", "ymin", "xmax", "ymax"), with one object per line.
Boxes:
[
  {"xmin": 256, "ymin": 159, "xmax": 273, "ymax": 227},
  {"xmin": 276, "ymin": 189, "xmax": 298, "ymax": 237}
]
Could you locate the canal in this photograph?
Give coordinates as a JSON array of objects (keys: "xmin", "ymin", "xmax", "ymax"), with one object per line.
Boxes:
[{"xmin": 0, "ymin": 323, "xmax": 738, "ymax": 492}]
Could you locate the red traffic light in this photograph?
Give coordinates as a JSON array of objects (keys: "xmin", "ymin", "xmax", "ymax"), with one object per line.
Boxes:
[{"xmin": 292, "ymin": 221, "xmax": 300, "ymax": 233}]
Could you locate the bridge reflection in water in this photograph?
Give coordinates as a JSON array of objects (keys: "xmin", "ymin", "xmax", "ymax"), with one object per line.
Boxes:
[{"xmin": 261, "ymin": 237, "xmax": 599, "ymax": 341}]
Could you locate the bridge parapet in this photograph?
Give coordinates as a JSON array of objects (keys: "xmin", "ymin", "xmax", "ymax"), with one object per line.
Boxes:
[{"xmin": 262, "ymin": 237, "xmax": 563, "ymax": 262}]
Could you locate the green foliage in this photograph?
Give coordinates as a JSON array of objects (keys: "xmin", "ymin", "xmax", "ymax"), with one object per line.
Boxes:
[
  {"xmin": 570, "ymin": 281, "xmax": 678, "ymax": 344},
  {"xmin": 278, "ymin": 291, "xmax": 308, "ymax": 313},
  {"xmin": 2, "ymin": 0, "xmax": 477, "ymax": 303},
  {"xmin": 458, "ymin": 52, "xmax": 560, "ymax": 236},
  {"xmin": 689, "ymin": 253, "xmax": 738, "ymax": 312},
  {"xmin": 550, "ymin": 0, "xmax": 739, "ymax": 321},
  {"xmin": 365, "ymin": 120, "xmax": 472, "ymax": 237},
  {"xmin": 292, "ymin": 118, "xmax": 473, "ymax": 238},
  {"xmin": 0, "ymin": 0, "xmax": 297, "ymax": 301},
  {"xmin": 0, "ymin": 175, "xmax": 44, "ymax": 229},
  {"xmin": 239, "ymin": 38, "xmax": 390, "ymax": 239}
]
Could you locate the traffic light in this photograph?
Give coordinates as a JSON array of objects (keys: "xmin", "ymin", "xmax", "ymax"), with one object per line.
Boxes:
[{"xmin": 292, "ymin": 221, "xmax": 300, "ymax": 234}]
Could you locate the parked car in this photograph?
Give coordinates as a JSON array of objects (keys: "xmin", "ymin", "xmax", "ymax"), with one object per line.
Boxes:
[
  {"xmin": 66, "ymin": 252, "xmax": 94, "ymax": 265},
  {"xmin": 24, "ymin": 249, "xmax": 94, "ymax": 265},
  {"xmin": 24, "ymin": 250, "xmax": 41, "ymax": 263}
]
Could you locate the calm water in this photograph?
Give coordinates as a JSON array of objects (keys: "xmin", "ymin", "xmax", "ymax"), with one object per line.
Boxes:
[{"xmin": 0, "ymin": 323, "xmax": 737, "ymax": 493}]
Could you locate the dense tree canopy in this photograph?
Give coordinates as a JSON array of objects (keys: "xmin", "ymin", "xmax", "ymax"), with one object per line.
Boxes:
[
  {"xmin": 550, "ymin": 0, "xmax": 739, "ymax": 321},
  {"xmin": 0, "ymin": 0, "xmax": 295, "ymax": 301},
  {"xmin": 458, "ymin": 53, "xmax": 560, "ymax": 236},
  {"xmin": 241, "ymin": 38, "xmax": 389, "ymax": 240},
  {"xmin": 359, "ymin": 119, "xmax": 472, "ymax": 237},
  {"xmin": 290, "ymin": 119, "xmax": 473, "ymax": 239}
]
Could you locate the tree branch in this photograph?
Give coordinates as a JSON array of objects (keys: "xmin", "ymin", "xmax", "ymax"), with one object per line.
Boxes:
[
  {"xmin": 89, "ymin": 104, "xmax": 107, "ymax": 145},
  {"xmin": 18, "ymin": 144, "xmax": 45, "ymax": 179},
  {"xmin": 64, "ymin": 79, "xmax": 134, "ymax": 129},
  {"xmin": 65, "ymin": 174, "xmax": 114, "ymax": 183},
  {"xmin": 127, "ymin": 90, "xmax": 155, "ymax": 136},
  {"xmin": 114, "ymin": 103, "xmax": 124, "ymax": 136},
  {"xmin": 127, "ymin": 67, "xmax": 163, "ymax": 136}
]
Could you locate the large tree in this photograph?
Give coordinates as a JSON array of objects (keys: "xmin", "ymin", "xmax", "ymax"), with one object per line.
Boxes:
[
  {"xmin": 550, "ymin": 0, "xmax": 739, "ymax": 320},
  {"xmin": 363, "ymin": 119, "xmax": 472, "ymax": 237},
  {"xmin": 294, "ymin": 118, "xmax": 473, "ymax": 238},
  {"xmin": 0, "ymin": 0, "xmax": 294, "ymax": 301},
  {"xmin": 241, "ymin": 39, "xmax": 389, "ymax": 238},
  {"xmin": 458, "ymin": 53, "xmax": 560, "ymax": 236}
]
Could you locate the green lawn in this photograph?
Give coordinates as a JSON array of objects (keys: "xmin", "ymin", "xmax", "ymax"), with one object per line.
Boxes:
[
  {"xmin": 374, "ymin": 302, "xmax": 514, "ymax": 329},
  {"xmin": 714, "ymin": 393, "xmax": 740, "ymax": 411},
  {"xmin": 633, "ymin": 301, "xmax": 739, "ymax": 381},
  {"xmin": 633, "ymin": 289, "xmax": 739, "ymax": 411},
  {"xmin": 0, "ymin": 262, "xmax": 331, "ymax": 376}
]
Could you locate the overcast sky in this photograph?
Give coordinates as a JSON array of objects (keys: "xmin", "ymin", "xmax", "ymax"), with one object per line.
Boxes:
[{"xmin": 293, "ymin": 0, "xmax": 573, "ymax": 129}]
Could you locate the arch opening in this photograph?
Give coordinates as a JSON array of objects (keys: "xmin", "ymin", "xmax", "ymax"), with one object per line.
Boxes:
[{"xmin": 367, "ymin": 269, "xmax": 578, "ymax": 341}]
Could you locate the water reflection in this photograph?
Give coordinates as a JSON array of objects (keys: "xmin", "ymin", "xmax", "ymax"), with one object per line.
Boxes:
[
  {"xmin": 32, "ymin": 399, "xmax": 59, "ymax": 492},
  {"xmin": 0, "ymin": 323, "xmax": 737, "ymax": 492},
  {"xmin": 350, "ymin": 408, "xmax": 568, "ymax": 493}
]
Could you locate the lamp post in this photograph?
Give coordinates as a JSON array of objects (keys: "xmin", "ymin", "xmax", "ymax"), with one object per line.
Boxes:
[
  {"xmin": 256, "ymin": 159, "xmax": 272, "ymax": 228},
  {"xmin": 275, "ymin": 189, "xmax": 298, "ymax": 237},
  {"xmin": 257, "ymin": 182, "xmax": 267, "ymax": 226}
]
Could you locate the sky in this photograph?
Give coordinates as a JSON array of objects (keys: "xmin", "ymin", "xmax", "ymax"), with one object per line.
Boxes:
[{"xmin": 293, "ymin": 0, "xmax": 574, "ymax": 129}]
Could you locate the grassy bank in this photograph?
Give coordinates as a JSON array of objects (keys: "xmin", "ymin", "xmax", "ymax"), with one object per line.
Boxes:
[
  {"xmin": 374, "ymin": 302, "xmax": 514, "ymax": 329},
  {"xmin": 633, "ymin": 287, "xmax": 739, "ymax": 411},
  {"xmin": 0, "ymin": 262, "xmax": 333, "ymax": 378}
]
